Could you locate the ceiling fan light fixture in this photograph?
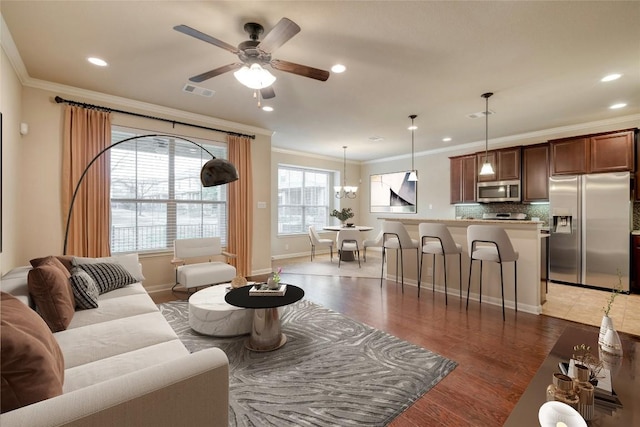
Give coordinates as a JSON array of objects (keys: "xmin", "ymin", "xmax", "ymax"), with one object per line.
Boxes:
[{"xmin": 234, "ymin": 63, "xmax": 276, "ymax": 89}]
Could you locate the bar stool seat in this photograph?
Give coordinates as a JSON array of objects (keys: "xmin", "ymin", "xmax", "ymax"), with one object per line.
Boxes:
[
  {"xmin": 466, "ymin": 225, "xmax": 519, "ymax": 320},
  {"xmin": 418, "ymin": 223, "xmax": 462, "ymax": 303},
  {"xmin": 380, "ymin": 221, "xmax": 419, "ymax": 293}
]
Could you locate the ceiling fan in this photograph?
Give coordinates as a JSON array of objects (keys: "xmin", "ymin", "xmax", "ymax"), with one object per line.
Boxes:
[{"xmin": 174, "ymin": 18, "xmax": 330, "ymax": 100}]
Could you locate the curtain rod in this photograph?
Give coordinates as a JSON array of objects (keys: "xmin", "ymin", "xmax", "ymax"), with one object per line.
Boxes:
[{"xmin": 54, "ymin": 96, "xmax": 256, "ymax": 140}]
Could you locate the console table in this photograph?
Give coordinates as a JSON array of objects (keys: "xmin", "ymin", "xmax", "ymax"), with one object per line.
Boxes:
[{"xmin": 504, "ymin": 324, "xmax": 639, "ymax": 426}]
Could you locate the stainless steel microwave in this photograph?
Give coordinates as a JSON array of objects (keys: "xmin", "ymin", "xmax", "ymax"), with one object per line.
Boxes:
[{"xmin": 477, "ymin": 180, "xmax": 521, "ymax": 203}]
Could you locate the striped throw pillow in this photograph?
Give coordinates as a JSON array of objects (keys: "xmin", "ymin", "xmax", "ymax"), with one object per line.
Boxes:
[
  {"xmin": 69, "ymin": 268, "xmax": 99, "ymax": 309},
  {"xmin": 77, "ymin": 263, "xmax": 137, "ymax": 294}
]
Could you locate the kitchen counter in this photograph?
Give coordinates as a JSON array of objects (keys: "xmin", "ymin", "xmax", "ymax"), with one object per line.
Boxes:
[{"xmin": 378, "ymin": 217, "xmax": 544, "ymax": 314}]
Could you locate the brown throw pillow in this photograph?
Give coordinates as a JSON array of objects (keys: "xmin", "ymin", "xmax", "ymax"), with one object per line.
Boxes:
[
  {"xmin": 1, "ymin": 292, "xmax": 64, "ymax": 413},
  {"xmin": 30, "ymin": 255, "xmax": 74, "ymax": 273},
  {"xmin": 27, "ymin": 259, "xmax": 75, "ymax": 332}
]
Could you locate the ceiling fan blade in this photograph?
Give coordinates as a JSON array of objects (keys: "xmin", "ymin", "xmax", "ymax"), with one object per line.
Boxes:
[
  {"xmin": 261, "ymin": 87, "xmax": 276, "ymax": 99},
  {"xmin": 174, "ymin": 24, "xmax": 238, "ymax": 54},
  {"xmin": 270, "ymin": 59, "xmax": 330, "ymax": 81},
  {"xmin": 189, "ymin": 63, "xmax": 243, "ymax": 83},
  {"xmin": 257, "ymin": 18, "xmax": 301, "ymax": 53}
]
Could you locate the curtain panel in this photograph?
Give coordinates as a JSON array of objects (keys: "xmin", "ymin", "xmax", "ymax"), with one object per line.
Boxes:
[
  {"xmin": 61, "ymin": 106, "xmax": 112, "ymax": 257},
  {"xmin": 227, "ymin": 135, "xmax": 253, "ymax": 277}
]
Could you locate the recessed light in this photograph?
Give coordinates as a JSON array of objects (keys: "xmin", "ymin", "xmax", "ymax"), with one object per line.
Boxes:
[
  {"xmin": 601, "ymin": 73, "xmax": 622, "ymax": 82},
  {"xmin": 609, "ymin": 103, "xmax": 627, "ymax": 109},
  {"xmin": 87, "ymin": 57, "xmax": 108, "ymax": 67},
  {"xmin": 331, "ymin": 64, "xmax": 346, "ymax": 73},
  {"xmin": 442, "ymin": 137, "xmax": 452, "ymax": 142},
  {"xmin": 262, "ymin": 106, "xmax": 274, "ymax": 112}
]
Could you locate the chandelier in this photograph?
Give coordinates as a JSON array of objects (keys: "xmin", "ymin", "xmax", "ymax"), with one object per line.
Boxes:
[{"xmin": 334, "ymin": 146, "xmax": 357, "ymax": 199}]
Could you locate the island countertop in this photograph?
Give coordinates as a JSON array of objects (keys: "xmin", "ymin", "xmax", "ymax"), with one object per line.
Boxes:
[{"xmin": 376, "ymin": 217, "xmax": 544, "ymax": 315}]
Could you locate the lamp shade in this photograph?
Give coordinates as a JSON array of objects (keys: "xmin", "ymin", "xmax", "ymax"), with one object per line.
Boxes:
[
  {"xmin": 201, "ymin": 158, "xmax": 239, "ymax": 187},
  {"xmin": 479, "ymin": 161, "xmax": 495, "ymax": 176},
  {"xmin": 407, "ymin": 170, "xmax": 418, "ymax": 182},
  {"xmin": 233, "ymin": 64, "xmax": 276, "ymax": 89}
]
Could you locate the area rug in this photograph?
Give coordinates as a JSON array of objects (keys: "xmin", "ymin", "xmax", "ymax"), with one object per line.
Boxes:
[
  {"xmin": 159, "ymin": 299, "xmax": 456, "ymax": 426},
  {"xmin": 278, "ymin": 252, "xmax": 382, "ymax": 279}
]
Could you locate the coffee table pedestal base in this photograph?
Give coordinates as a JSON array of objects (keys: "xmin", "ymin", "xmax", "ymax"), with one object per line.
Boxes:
[{"xmin": 246, "ymin": 307, "xmax": 286, "ymax": 352}]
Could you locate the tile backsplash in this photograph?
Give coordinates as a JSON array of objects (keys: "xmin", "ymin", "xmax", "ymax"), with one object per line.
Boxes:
[{"xmin": 456, "ymin": 201, "xmax": 640, "ymax": 230}]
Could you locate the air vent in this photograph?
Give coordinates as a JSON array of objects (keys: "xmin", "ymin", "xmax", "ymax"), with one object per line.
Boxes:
[
  {"xmin": 182, "ymin": 83, "xmax": 215, "ymax": 97},
  {"xmin": 466, "ymin": 110, "xmax": 495, "ymax": 119},
  {"xmin": 368, "ymin": 136, "xmax": 384, "ymax": 142}
]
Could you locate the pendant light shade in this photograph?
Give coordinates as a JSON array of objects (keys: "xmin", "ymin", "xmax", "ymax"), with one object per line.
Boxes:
[
  {"xmin": 234, "ymin": 63, "xmax": 276, "ymax": 89},
  {"xmin": 335, "ymin": 146, "xmax": 357, "ymax": 199},
  {"xmin": 408, "ymin": 114, "xmax": 418, "ymax": 182},
  {"xmin": 479, "ymin": 92, "xmax": 495, "ymax": 176}
]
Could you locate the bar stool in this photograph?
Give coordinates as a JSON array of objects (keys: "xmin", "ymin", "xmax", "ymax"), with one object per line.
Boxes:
[
  {"xmin": 336, "ymin": 229, "xmax": 362, "ymax": 268},
  {"xmin": 466, "ymin": 225, "xmax": 519, "ymax": 321},
  {"xmin": 418, "ymin": 223, "xmax": 463, "ymax": 303},
  {"xmin": 380, "ymin": 221, "xmax": 420, "ymax": 293}
]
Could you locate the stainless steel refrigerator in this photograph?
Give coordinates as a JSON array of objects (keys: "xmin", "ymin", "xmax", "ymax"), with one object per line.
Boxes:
[{"xmin": 549, "ymin": 172, "xmax": 631, "ymax": 292}]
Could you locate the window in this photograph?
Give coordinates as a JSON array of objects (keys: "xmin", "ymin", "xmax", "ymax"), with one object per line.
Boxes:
[
  {"xmin": 110, "ymin": 127, "xmax": 228, "ymax": 253},
  {"xmin": 277, "ymin": 166, "xmax": 331, "ymax": 235}
]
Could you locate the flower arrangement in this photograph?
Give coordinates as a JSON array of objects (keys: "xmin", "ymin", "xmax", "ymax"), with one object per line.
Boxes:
[
  {"xmin": 272, "ymin": 267, "xmax": 282, "ymax": 284},
  {"xmin": 572, "ymin": 343, "xmax": 603, "ymax": 383},
  {"xmin": 330, "ymin": 207, "xmax": 354, "ymax": 222},
  {"xmin": 602, "ymin": 270, "xmax": 623, "ymax": 316}
]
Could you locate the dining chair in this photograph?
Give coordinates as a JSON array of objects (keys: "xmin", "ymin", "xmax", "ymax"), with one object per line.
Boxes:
[
  {"xmin": 308, "ymin": 226, "xmax": 334, "ymax": 262},
  {"xmin": 336, "ymin": 229, "xmax": 362, "ymax": 268},
  {"xmin": 418, "ymin": 223, "xmax": 462, "ymax": 303},
  {"xmin": 380, "ymin": 221, "xmax": 420, "ymax": 293},
  {"xmin": 363, "ymin": 230, "xmax": 383, "ymax": 262},
  {"xmin": 466, "ymin": 225, "xmax": 519, "ymax": 321}
]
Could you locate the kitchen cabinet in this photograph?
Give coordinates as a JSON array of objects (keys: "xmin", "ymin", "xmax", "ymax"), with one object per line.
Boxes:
[
  {"xmin": 550, "ymin": 137, "xmax": 589, "ymax": 175},
  {"xmin": 522, "ymin": 143, "xmax": 550, "ymax": 202},
  {"xmin": 551, "ymin": 129, "xmax": 635, "ymax": 176},
  {"xmin": 590, "ymin": 130, "xmax": 634, "ymax": 173},
  {"xmin": 450, "ymin": 154, "xmax": 476, "ymax": 204},
  {"xmin": 477, "ymin": 147, "xmax": 521, "ymax": 182}
]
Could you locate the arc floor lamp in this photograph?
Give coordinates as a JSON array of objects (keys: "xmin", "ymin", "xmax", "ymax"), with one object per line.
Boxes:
[{"xmin": 63, "ymin": 134, "xmax": 238, "ymax": 255}]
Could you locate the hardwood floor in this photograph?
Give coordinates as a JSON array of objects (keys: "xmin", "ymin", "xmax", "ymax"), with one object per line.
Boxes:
[{"xmin": 153, "ymin": 273, "xmax": 580, "ymax": 426}]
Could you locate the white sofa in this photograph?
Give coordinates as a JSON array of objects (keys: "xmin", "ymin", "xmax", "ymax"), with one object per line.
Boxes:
[{"xmin": 0, "ymin": 265, "xmax": 229, "ymax": 427}]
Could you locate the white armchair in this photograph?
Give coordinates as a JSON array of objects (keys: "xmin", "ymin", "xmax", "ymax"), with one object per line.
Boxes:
[{"xmin": 172, "ymin": 237, "xmax": 237, "ymax": 292}]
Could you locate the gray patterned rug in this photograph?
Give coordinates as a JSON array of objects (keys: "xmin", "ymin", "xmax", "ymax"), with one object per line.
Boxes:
[{"xmin": 159, "ymin": 299, "xmax": 457, "ymax": 426}]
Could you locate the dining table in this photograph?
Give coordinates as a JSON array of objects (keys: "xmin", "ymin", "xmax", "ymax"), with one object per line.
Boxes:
[{"xmin": 322, "ymin": 225, "xmax": 373, "ymax": 261}]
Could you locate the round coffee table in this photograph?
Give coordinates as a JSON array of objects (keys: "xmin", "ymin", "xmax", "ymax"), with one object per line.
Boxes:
[
  {"xmin": 225, "ymin": 284, "xmax": 305, "ymax": 352},
  {"xmin": 188, "ymin": 284, "xmax": 254, "ymax": 337}
]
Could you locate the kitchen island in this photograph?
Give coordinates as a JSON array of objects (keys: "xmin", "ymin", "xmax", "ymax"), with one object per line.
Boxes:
[{"xmin": 379, "ymin": 218, "xmax": 544, "ymax": 315}]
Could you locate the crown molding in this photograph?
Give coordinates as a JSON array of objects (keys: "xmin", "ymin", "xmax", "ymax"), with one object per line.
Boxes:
[{"xmin": 272, "ymin": 146, "xmax": 361, "ymax": 165}]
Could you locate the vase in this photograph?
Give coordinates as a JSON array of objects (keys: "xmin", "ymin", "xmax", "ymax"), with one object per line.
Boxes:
[
  {"xmin": 601, "ymin": 327, "xmax": 623, "ymax": 356},
  {"xmin": 267, "ymin": 277, "xmax": 280, "ymax": 290},
  {"xmin": 598, "ymin": 315, "xmax": 613, "ymax": 347}
]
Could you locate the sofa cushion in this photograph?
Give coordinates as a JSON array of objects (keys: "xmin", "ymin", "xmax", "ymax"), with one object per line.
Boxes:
[
  {"xmin": 76, "ymin": 262, "xmax": 137, "ymax": 294},
  {"xmin": 30, "ymin": 256, "xmax": 74, "ymax": 273},
  {"xmin": 27, "ymin": 260, "xmax": 75, "ymax": 332},
  {"xmin": 67, "ymin": 292, "xmax": 157, "ymax": 329},
  {"xmin": 73, "ymin": 253, "xmax": 145, "ymax": 282},
  {"xmin": 69, "ymin": 268, "xmax": 99, "ymax": 310},
  {"xmin": 0, "ymin": 267, "xmax": 33, "ymax": 307},
  {"xmin": 1, "ymin": 292, "xmax": 64, "ymax": 413}
]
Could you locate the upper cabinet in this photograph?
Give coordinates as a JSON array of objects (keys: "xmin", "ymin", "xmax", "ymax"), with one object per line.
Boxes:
[
  {"xmin": 550, "ymin": 130, "xmax": 635, "ymax": 175},
  {"xmin": 477, "ymin": 147, "xmax": 521, "ymax": 182},
  {"xmin": 450, "ymin": 154, "xmax": 477, "ymax": 204},
  {"xmin": 522, "ymin": 143, "xmax": 550, "ymax": 202}
]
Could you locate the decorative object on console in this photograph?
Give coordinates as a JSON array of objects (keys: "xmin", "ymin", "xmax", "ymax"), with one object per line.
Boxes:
[
  {"xmin": 598, "ymin": 272, "xmax": 623, "ymax": 356},
  {"xmin": 479, "ymin": 92, "xmax": 495, "ymax": 176},
  {"xmin": 545, "ymin": 372, "xmax": 579, "ymax": 409},
  {"xmin": 267, "ymin": 267, "xmax": 282, "ymax": 289},
  {"xmin": 407, "ymin": 114, "xmax": 418, "ymax": 182},
  {"xmin": 230, "ymin": 275, "xmax": 248, "ymax": 289},
  {"xmin": 334, "ymin": 146, "xmax": 358, "ymax": 199},
  {"xmin": 330, "ymin": 207, "xmax": 355, "ymax": 225},
  {"xmin": 63, "ymin": 134, "xmax": 238, "ymax": 255},
  {"xmin": 538, "ymin": 401, "xmax": 587, "ymax": 427}
]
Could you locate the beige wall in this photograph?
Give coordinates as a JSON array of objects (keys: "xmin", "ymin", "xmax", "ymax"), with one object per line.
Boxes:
[
  {"xmin": 0, "ymin": 47, "xmax": 23, "ymax": 273},
  {"xmin": 4, "ymin": 84, "xmax": 273, "ymax": 289}
]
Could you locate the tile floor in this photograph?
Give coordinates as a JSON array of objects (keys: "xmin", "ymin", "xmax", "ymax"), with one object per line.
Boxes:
[{"xmin": 542, "ymin": 282, "xmax": 640, "ymax": 337}]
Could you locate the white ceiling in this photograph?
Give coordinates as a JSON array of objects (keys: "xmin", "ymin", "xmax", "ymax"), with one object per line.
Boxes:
[{"xmin": 2, "ymin": 1, "xmax": 639, "ymax": 161}]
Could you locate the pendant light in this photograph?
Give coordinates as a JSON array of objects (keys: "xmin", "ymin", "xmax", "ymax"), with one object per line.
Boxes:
[
  {"xmin": 407, "ymin": 114, "xmax": 418, "ymax": 182},
  {"xmin": 479, "ymin": 92, "xmax": 495, "ymax": 176},
  {"xmin": 334, "ymin": 146, "xmax": 357, "ymax": 199}
]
